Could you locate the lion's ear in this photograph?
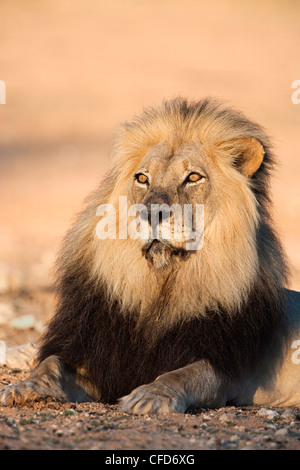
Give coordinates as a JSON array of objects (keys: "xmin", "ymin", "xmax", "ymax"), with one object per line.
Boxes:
[{"xmin": 231, "ymin": 137, "xmax": 265, "ymax": 177}]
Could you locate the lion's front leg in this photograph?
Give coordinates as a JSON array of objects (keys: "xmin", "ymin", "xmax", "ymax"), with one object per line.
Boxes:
[
  {"xmin": 0, "ymin": 355, "xmax": 93, "ymax": 406},
  {"xmin": 120, "ymin": 360, "xmax": 228, "ymax": 414}
]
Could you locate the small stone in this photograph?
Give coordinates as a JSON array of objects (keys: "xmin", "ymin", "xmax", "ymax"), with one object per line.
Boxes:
[
  {"xmin": 219, "ymin": 413, "xmax": 235, "ymax": 423},
  {"xmin": 10, "ymin": 314, "xmax": 35, "ymax": 330},
  {"xmin": 202, "ymin": 413, "xmax": 212, "ymax": 421},
  {"xmin": 267, "ymin": 410, "xmax": 280, "ymax": 419},
  {"xmin": 206, "ymin": 437, "xmax": 217, "ymax": 446},
  {"xmin": 257, "ymin": 407, "xmax": 268, "ymax": 415},
  {"xmin": 234, "ymin": 425, "xmax": 246, "ymax": 432},
  {"xmin": 265, "ymin": 423, "xmax": 276, "ymax": 430},
  {"xmin": 220, "ymin": 439, "xmax": 232, "ymax": 447},
  {"xmin": 261, "ymin": 435, "xmax": 272, "ymax": 442},
  {"xmin": 280, "ymin": 410, "xmax": 296, "ymax": 421},
  {"xmin": 257, "ymin": 408, "xmax": 279, "ymax": 419},
  {"xmin": 245, "ymin": 440, "xmax": 254, "ymax": 446},
  {"xmin": 274, "ymin": 428, "xmax": 289, "ymax": 438},
  {"xmin": 230, "ymin": 434, "xmax": 240, "ymax": 442}
]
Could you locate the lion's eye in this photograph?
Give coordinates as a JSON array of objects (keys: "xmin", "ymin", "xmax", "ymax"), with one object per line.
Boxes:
[
  {"xmin": 136, "ymin": 173, "xmax": 148, "ymax": 184},
  {"xmin": 186, "ymin": 173, "xmax": 202, "ymax": 183}
]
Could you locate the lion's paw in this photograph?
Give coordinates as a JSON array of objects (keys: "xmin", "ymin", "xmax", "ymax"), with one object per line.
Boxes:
[
  {"xmin": 119, "ymin": 384, "xmax": 186, "ymax": 415},
  {"xmin": 0, "ymin": 383, "xmax": 25, "ymax": 406},
  {"xmin": 0, "ymin": 379, "xmax": 53, "ymax": 406}
]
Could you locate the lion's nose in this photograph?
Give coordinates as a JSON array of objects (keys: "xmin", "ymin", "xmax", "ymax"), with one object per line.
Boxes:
[
  {"xmin": 141, "ymin": 192, "xmax": 172, "ymax": 227},
  {"xmin": 150, "ymin": 206, "xmax": 170, "ymax": 226},
  {"xmin": 140, "ymin": 205, "xmax": 170, "ymax": 226}
]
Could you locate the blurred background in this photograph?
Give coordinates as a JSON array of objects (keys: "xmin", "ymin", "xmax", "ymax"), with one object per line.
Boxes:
[{"xmin": 0, "ymin": 0, "xmax": 299, "ymax": 345}]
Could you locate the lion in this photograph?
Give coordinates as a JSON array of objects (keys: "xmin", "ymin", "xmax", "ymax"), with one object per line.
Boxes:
[{"xmin": 1, "ymin": 97, "xmax": 300, "ymax": 414}]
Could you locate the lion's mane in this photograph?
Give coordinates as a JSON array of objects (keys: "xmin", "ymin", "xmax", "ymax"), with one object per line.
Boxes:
[{"xmin": 38, "ymin": 98, "xmax": 289, "ymax": 403}]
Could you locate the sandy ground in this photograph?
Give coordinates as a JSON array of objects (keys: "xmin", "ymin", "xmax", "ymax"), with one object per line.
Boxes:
[{"xmin": 0, "ymin": 0, "xmax": 299, "ymax": 452}]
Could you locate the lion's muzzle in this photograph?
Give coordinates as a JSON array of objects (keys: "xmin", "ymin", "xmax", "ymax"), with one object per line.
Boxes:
[{"xmin": 143, "ymin": 239, "xmax": 190, "ymax": 269}]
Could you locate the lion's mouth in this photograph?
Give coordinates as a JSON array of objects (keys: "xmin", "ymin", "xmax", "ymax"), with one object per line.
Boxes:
[{"xmin": 142, "ymin": 239, "xmax": 189, "ymax": 269}]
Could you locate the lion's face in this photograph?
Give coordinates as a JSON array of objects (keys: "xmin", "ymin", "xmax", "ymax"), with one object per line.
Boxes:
[{"xmin": 128, "ymin": 141, "xmax": 214, "ymax": 269}]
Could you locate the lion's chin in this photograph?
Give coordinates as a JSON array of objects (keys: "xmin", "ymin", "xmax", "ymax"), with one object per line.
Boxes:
[{"xmin": 142, "ymin": 239, "xmax": 190, "ymax": 270}]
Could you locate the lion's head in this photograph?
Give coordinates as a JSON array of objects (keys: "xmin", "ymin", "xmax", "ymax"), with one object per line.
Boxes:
[
  {"xmin": 123, "ymin": 133, "xmax": 264, "ymax": 270},
  {"xmin": 59, "ymin": 98, "xmax": 289, "ymax": 328}
]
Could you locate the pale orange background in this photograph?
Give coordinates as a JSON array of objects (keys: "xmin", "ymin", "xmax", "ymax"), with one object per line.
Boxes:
[{"xmin": 0, "ymin": 0, "xmax": 299, "ymax": 290}]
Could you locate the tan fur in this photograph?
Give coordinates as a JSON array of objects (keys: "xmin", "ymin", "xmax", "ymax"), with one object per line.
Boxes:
[{"xmin": 1, "ymin": 98, "xmax": 299, "ymax": 412}]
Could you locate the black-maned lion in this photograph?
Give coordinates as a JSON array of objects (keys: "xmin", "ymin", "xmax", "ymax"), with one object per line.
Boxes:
[{"xmin": 1, "ymin": 98, "xmax": 300, "ymax": 413}]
